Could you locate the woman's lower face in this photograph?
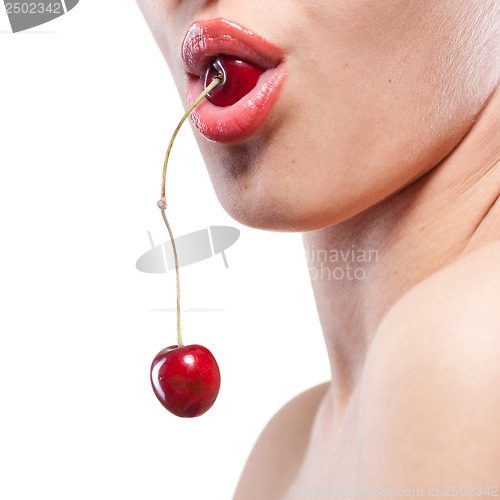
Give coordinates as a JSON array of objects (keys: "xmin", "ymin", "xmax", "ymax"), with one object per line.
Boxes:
[{"xmin": 137, "ymin": 0, "xmax": 499, "ymax": 231}]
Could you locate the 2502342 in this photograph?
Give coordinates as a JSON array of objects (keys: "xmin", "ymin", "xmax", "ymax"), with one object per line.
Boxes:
[
  {"xmin": 443, "ymin": 485, "xmax": 499, "ymax": 497},
  {"xmin": 5, "ymin": 2, "xmax": 62, "ymax": 14}
]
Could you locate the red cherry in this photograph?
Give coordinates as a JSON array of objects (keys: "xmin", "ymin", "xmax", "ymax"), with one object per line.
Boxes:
[
  {"xmin": 150, "ymin": 344, "xmax": 221, "ymax": 418},
  {"xmin": 204, "ymin": 55, "xmax": 266, "ymax": 107}
]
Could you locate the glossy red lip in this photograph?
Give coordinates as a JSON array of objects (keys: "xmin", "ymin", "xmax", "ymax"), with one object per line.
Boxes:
[{"xmin": 181, "ymin": 18, "xmax": 287, "ymax": 143}]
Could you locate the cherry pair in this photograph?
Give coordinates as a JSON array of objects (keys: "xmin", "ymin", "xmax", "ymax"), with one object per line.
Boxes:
[{"xmin": 150, "ymin": 54, "xmax": 265, "ymax": 418}]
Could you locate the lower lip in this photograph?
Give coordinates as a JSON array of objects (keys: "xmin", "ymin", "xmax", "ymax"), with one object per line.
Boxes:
[{"xmin": 185, "ymin": 64, "xmax": 286, "ymax": 144}]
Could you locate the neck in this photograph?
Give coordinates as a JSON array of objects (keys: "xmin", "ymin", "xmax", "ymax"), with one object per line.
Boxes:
[{"xmin": 303, "ymin": 85, "xmax": 500, "ymax": 416}]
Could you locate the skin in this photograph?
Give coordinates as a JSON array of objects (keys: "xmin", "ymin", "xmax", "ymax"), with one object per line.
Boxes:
[{"xmin": 136, "ymin": 0, "xmax": 500, "ymax": 497}]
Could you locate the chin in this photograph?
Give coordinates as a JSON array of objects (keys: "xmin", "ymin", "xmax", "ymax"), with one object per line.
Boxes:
[
  {"xmin": 213, "ymin": 182, "xmax": 353, "ymax": 233},
  {"xmin": 202, "ymin": 138, "xmax": 389, "ymax": 233}
]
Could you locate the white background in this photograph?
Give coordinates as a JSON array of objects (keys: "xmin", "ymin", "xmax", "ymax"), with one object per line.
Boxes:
[{"xmin": 0, "ymin": 1, "xmax": 329, "ymax": 498}]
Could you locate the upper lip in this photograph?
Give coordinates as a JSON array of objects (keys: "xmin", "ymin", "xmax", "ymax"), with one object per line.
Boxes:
[{"xmin": 181, "ymin": 17, "xmax": 284, "ymax": 77}]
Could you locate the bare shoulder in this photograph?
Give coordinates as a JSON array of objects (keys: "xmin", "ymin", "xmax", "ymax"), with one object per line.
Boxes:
[
  {"xmin": 233, "ymin": 382, "xmax": 329, "ymax": 500},
  {"xmin": 358, "ymin": 240, "xmax": 500, "ymax": 488},
  {"xmin": 376, "ymin": 239, "xmax": 500, "ymax": 342}
]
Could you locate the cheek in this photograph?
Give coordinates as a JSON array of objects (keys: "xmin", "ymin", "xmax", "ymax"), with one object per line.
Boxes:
[
  {"xmin": 197, "ymin": 66, "xmax": 480, "ymax": 233},
  {"xmin": 152, "ymin": 0, "xmax": 497, "ymax": 232}
]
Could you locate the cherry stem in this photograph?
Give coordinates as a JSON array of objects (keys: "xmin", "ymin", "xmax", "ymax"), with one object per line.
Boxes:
[{"xmin": 158, "ymin": 75, "xmax": 222, "ymax": 349}]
